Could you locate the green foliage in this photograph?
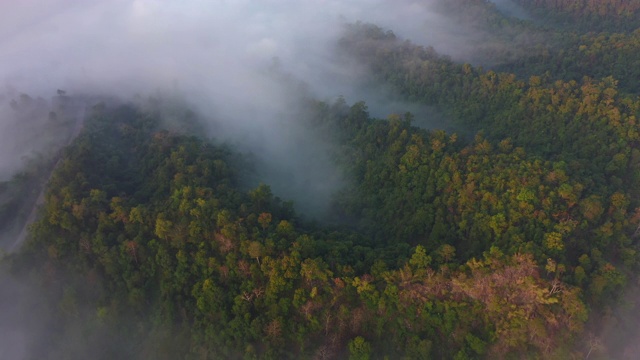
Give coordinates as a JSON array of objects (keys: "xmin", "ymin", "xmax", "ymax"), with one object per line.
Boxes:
[
  {"xmin": 348, "ymin": 336, "xmax": 371, "ymax": 360},
  {"xmin": 7, "ymin": 6, "xmax": 640, "ymax": 359},
  {"xmin": 11, "ymin": 102, "xmax": 590, "ymax": 359}
]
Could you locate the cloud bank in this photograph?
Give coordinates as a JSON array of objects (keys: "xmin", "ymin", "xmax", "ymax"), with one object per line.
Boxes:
[
  {"xmin": 0, "ymin": 0, "xmax": 469, "ymax": 213},
  {"xmin": 0, "ymin": 0, "xmax": 536, "ymax": 217},
  {"xmin": 0, "ymin": 1, "xmax": 541, "ymax": 358},
  {"xmin": 0, "ymin": 0, "xmax": 525, "ymax": 97}
]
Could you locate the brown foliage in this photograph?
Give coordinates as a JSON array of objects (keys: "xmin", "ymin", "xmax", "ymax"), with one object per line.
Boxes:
[{"xmin": 214, "ymin": 232, "xmax": 234, "ymax": 253}]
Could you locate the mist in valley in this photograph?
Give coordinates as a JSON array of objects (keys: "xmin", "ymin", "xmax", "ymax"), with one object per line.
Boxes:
[
  {"xmin": 0, "ymin": 0, "xmax": 532, "ymax": 222},
  {"xmin": 0, "ymin": 1, "xmax": 554, "ymax": 359}
]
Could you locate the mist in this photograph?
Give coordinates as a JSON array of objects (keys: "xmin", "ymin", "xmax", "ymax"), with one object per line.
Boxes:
[
  {"xmin": 0, "ymin": 0, "xmax": 521, "ymax": 219},
  {"xmin": 0, "ymin": 93, "xmax": 59, "ymax": 180},
  {"xmin": 0, "ymin": 0, "xmax": 529, "ymax": 95},
  {"xmin": 0, "ymin": 1, "xmax": 594, "ymax": 359},
  {"xmin": 491, "ymin": 0, "xmax": 532, "ymax": 20},
  {"xmin": 0, "ymin": 272, "xmax": 31, "ymax": 360}
]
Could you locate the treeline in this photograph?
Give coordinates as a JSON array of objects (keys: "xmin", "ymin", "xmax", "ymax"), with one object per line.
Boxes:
[
  {"xmin": 512, "ymin": 0, "xmax": 640, "ymax": 31},
  {"xmin": 496, "ymin": 28, "xmax": 640, "ymax": 94},
  {"xmin": 339, "ymin": 23, "xmax": 640, "ymax": 184},
  {"xmin": 520, "ymin": 0, "xmax": 640, "ymax": 17},
  {"xmin": 414, "ymin": 0, "xmax": 553, "ymax": 66}
]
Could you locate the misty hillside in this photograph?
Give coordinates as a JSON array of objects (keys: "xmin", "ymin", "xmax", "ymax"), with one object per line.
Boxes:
[{"xmin": 2, "ymin": 0, "xmax": 640, "ymax": 359}]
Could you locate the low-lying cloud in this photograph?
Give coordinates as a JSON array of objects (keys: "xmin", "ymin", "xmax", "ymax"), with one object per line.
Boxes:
[
  {"xmin": 0, "ymin": 0, "xmax": 536, "ymax": 217},
  {"xmin": 0, "ymin": 1, "xmax": 543, "ymax": 358},
  {"xmin": 0, "ymin": 0, "xmax": 531, "ymax": 98}
]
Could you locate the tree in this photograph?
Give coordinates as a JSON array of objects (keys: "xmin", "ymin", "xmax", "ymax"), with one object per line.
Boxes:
[
  {"xmin": 248, "ymin": 241, "xmax": 265, "ymax": 265},
  {"xmin": 348, "ymin": 336, "xmax": 371, "ymax": 360}
]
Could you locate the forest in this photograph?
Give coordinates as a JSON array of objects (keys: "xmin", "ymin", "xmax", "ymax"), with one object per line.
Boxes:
[{"xmin": 3, "ymin": 0, "xmax": 640, "ymax": 359}]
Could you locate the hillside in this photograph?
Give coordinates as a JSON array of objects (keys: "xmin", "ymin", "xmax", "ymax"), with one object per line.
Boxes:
[{"xmin": 3, "ymin": 0, "xmax": 640, "ymax": 359}]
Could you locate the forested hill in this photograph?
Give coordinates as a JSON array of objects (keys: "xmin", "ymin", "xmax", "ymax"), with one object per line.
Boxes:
[
  {"xmin": 334, "ymin": 16, "xmax": 640, "ymax": 358},
  {"xmin": 510, "ymin": 0, "xmax": 640, "ymax": 31},
  {"xmin": 4, "ymin": 1, "xmax": 640, "ymax": 359},
  {"xmin": 9, "ymin": 101, "xmax": 588, "ymax": 359},
  {"xmin": 339, "ymin": 22, "xmax": 640, "ymax": 187},
  {"xmin": 495, "ymin": 29, "xmax": 640, "ymax": 94}
]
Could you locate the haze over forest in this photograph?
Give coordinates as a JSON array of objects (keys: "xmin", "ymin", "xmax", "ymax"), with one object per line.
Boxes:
[
  {"xmin": 1, "ymin": 0, "xmax": 545, "ymax": 220},
  {"xmin": 0, "ymin": 0, "xmax": 525, "ymax": 211},
  {"xmin": 2, "ymin": 0, "xmax": 640, "ymax": 359}
]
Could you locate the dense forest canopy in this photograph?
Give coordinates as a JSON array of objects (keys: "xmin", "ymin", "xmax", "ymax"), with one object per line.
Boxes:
[
  {"xmin": 511, "ymin": 0, "xmax": 640, "ymax": 31},
  {"xmin": 3, "ymin": 0, "xmax": 640, "ymax": 359}
]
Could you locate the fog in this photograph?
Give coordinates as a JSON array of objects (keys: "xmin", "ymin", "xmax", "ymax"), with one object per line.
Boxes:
[
  {"xmin": 0, "ymin": 0, "xmax": 530, "ymax": 220},
  {"xmin": 0, "ymin": 0, "xmax": 531, "ymax": 108},
  {"xmin": 0, "ymin": 0, "xmax": 526, "ymax": 95},
  {"xmin": 0, "ymin": 272, "xmax": 31, "ymax": 360},
  {"xmin": 4, "ymin": 1, "xmax": 620, "ymax": 359},
  {"xmin": 0, "ymin": 94, "xmax": 50, "ymax": 180},
  {"xmin": 491, "ymin": 0, "xmax": 532, "ymax": 20},
  {"xmin": 1, "ymin": 0, "xmax": 445, "ymax": 94}
]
